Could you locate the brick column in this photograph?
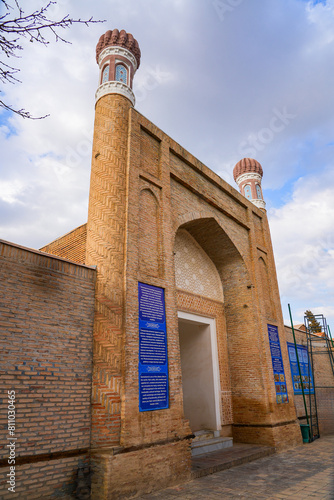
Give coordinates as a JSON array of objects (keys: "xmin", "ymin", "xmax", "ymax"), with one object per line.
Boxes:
[{"xmin": 86, "ymin": 93, "xmax": 131, "ymax": 448}]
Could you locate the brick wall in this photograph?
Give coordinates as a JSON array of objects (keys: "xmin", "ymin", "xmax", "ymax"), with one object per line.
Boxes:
[
  {"xmin": 0, "ymin": 240, "xmax": 96, "ymax": 499},
  {"xmin": 285, "ymin": 326, "xmax": 334, "ymax": 436},
  {"xmin": 0, "ymin": 456, "xmax": 90, "ymax": 500}
]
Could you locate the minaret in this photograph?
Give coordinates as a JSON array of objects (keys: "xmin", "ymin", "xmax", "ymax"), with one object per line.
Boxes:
[
  {"xmin": 95, "ymin": 28, "xmax": 141, "ymax": 105},
  {"xmin": 86, "ymin": 30, "xmax": 141, "ymax": 448},
  {"xmin": 233, "ymin": 157, "xmax": 266, "ymax": 210}
]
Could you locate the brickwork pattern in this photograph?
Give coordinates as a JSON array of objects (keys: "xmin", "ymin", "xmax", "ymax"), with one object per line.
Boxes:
[
  {"xmin": 258, "ymin": 256, "xmax": 276, "ymax": 320},
  {"xmin": 172, "ymin": 208, "xmax": 288, "ymax": 432},
  {"xmin": 0, "ymin": 42, "xmax": 318, "ymax": 499},
  {"xmin": 86, "ymin": 94, "xmax": 132, "ymax": 448},
  {"xmin": 252, "ymin": 211, "xmax": 265, "ymax": 248},
  {"xmin": 101, "ymin": 104, "xmax": 301, "ymax": 478},
  {"xmin": 174, "ymin": 229, "xmax": 223, "ymax": 301},
  {"xmin": 40, "ymin": 223, "xmax": 87, "ymax": 265}
]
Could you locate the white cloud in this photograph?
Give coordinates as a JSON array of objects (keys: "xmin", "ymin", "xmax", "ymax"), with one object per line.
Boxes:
[
  {"xmin": 0, "ymin": 180, "xmax": 25, "ymax": 204},
  {"xmin": 269, "ymin": 167, "xmax": 334, "ymax": 327}
]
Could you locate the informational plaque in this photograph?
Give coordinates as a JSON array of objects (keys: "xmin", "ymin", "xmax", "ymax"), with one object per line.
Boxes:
[
  {"xmin": 138, "ymin": 283, "xmax": 169, "ymax": 411},
  {"xmin": 267, "ymin": 324, "xmax": 289, "ymax": 404},
  {"xmin": 287, "ymin": 342, "xmax": 314, "ymax": 395}
]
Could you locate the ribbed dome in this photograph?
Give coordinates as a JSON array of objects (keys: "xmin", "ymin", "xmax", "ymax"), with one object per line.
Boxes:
[
  {"xmin": 233, "ymin": 158, "xmax": 263, "ymax": 181},
  {"xmin": 96, "ymin": 29, "xmax": 141, "ymax": 67}
]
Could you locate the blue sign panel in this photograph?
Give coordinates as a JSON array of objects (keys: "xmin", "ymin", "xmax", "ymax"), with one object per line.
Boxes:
[
  {"xmin": 267, "ymin": 324, "xmax": 289, "ymax": 404},
  {"xmin": 138, "ymin": 283, "xmax": 169, "ymax": 411},
  {"xmin": 287, "ymin": 342, "xmax": 314, "ymax": 395}
]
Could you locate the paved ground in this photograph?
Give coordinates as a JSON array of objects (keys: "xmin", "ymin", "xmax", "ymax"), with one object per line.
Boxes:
[{"xmin": 140, "ymin": 435, "xmax": 334, "ymax": 499}]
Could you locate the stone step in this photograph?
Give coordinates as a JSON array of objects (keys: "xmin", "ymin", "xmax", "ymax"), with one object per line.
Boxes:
[
  {"xmin": 193, "ymin": 430, "xmax": 219, "ymax": 441},
  {"xmin": 191, "ymin": 436, "xmax": 233, "ymax": 457},
  {"xmin": 191, "ymin": 443, "xmax": 276, "ymax": 479}
]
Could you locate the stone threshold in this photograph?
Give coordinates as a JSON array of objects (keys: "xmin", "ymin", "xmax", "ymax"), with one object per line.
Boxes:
[{"xmin": 191, "ymin": 430, "xmax": 233, "ymax": 457}]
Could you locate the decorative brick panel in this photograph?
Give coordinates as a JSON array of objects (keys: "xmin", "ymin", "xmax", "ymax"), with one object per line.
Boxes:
[
  {"xmin": 140, "ymin": 126, "xmax": 161, "ymax": 178},
  {"xmin": 139, "ymin": 189, "xmax": 162, "ymax": 277}
]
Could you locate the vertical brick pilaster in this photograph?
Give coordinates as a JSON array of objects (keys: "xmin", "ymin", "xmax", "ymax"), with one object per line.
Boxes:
[{"xmin": 86, "ymin": 94, "xmax": 132, "ymax": 448}]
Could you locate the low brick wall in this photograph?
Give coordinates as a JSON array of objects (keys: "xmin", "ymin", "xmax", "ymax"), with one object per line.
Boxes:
[{"xmin": 0, "ymin": 240, "xmax": 96, "ymax": 498}]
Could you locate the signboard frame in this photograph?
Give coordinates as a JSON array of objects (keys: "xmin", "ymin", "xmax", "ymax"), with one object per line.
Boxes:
[
  {"xmin": 267, "ymin": 324, "xmax": 289, "ymax": 404},
  {"xmin": 287, "ymin": 342, "xmax": 314, "ymax": 395},
  {"xmin": 138, "ymin": 282, "xmax": 169, "ymax": 412}
]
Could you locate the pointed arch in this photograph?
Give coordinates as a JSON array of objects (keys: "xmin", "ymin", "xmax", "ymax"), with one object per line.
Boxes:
[
  {"xmin": 115, "ymin": 64, "xmax": 128, "ymax": 84},
  {"xmin": 244, "ymin": 184, "xmax": 252, "ymax": 200},
  {"xmin": 101, "ymin": 65, "xmax": 109, "ymax": 84},
  {"xmin": 175, "ymin": 217, "xmax": 253, "ymax": 337}
]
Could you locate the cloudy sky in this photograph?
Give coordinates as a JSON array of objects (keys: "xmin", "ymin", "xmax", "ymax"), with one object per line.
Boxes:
[{"xmin": 1, "ymin": 0, "xmax": 334, "ymax": 330}]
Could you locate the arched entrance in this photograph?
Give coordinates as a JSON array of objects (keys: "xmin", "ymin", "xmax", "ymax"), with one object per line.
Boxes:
[{"xmin": 173, "ymin": 216, "xmax": 258, "ymax": 446}]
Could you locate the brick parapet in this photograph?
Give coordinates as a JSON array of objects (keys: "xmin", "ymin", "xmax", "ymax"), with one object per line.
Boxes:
[{"xmin": 91, "ymin": 440, "xmax": 191, "ymax": 499}]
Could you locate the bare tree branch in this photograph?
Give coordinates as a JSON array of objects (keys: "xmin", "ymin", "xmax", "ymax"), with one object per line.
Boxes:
[
  {"xmin": 0, "ymin": 98, "xmax": 49, "ymax": 119},
  {"xmin": 0, "ymin": 0, "xmax": 105, "ymax": 119}
]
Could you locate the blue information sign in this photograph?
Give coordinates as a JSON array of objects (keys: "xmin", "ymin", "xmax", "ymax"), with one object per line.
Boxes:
[
  {"xmin": 267, "ymin": 324, "xmax": 289, "ymax": 404},
  {"xmin": 287, "ymin": 342, "xmax": 314, "ymax": 395},
  {"xmin": 138, "ymin": 283, "xmax": 169, "ymax": 411}
]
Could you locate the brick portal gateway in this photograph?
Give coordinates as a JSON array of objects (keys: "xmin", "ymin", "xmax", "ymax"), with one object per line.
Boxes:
[{"xmin": 0, "ymin": 29, "xmax": 304, "ymax": 499}]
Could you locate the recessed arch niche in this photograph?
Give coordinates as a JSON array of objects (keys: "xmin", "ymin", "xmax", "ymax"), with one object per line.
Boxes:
[
  {"xmin": 174, "ymin": 229, "xmax": 223, "ymax": 301},
  {"xmin": 174, "ymin": 217, "xmax": 264, "ymax": 430},
  {"xmin": 139, "ymin": 188, "xmax": 161, "ymax": 277}
]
